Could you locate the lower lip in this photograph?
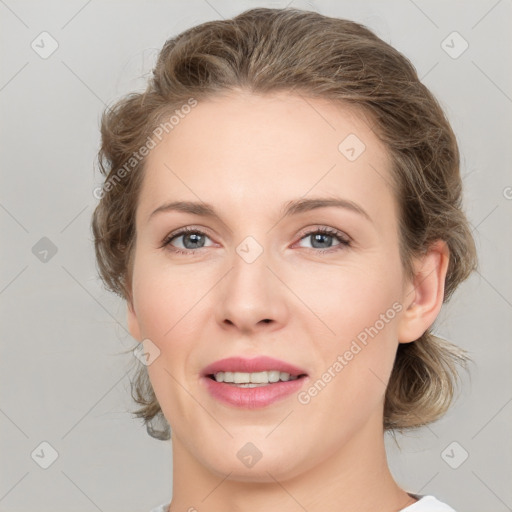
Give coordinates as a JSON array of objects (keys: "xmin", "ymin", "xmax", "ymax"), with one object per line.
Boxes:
[{"xmin": 201, "ymin": 376, "xmax": 308, "ymax": 408}]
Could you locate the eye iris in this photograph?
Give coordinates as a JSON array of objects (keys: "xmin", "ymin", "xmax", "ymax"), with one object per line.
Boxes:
[
  {"xmin": 170, "ymin": 229, "xmax": 343, "ymax": 252},
  {"xmin": 311, "ymin": 232, "xmax": 333, "ymax": 249},
  {"xmin": 183, "ymin": 232, "xmax": 205, "ymax": 249}
]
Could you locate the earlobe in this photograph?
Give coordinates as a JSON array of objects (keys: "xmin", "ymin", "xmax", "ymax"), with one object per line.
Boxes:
[
  {"xmin": 397, "ymin": 240, "xmax": 450, "ymax": 344},
  {"xmin": 127, "ymin": 299, "xmax": 142, "ymax": 342}
]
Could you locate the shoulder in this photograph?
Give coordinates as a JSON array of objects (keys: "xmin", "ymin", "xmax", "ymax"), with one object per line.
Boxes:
[
  {"xmin": 149, "ymin": 496, "xmax": 457, "ymax": 512},
  {"xmin": 401, "ymin": 495, "xmax": 457, "ymax": 512},
  {"xmin": 148, "ymin": 503, "xmax": 169, "ymax": 512}
]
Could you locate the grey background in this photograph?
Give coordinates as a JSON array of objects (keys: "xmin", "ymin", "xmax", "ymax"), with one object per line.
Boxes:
[{"xmin": 1, "ymin": 0, "xmax": 511, "ymax": 511}]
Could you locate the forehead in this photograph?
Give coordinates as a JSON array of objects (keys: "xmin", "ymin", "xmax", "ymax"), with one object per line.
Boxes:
[{"xmin": 138, "ymin": 91, "xmax": 396, "ymax": 226}]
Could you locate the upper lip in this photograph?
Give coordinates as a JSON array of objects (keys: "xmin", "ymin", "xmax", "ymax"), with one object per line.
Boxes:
[{"xmin": 202, "ymin": 356, "xmax": 308, "ymax": 377}]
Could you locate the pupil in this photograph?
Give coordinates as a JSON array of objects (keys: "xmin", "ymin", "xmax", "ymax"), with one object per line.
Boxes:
[
  {"xmin": 184, "ymin": 233, "xmax": 204, "ymax": 249},
  {"xmin": 183, "ymin": 233, "xmax": 333, "ymax": 250},
  {"xmin": 312, "ymin": 233, "xmax": 331, "ymax": 249}
]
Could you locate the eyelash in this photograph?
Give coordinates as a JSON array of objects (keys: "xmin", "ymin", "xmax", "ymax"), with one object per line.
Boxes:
[{"xmin": 160, "ymin": 226, "xmax": 351, "ymax": 256}]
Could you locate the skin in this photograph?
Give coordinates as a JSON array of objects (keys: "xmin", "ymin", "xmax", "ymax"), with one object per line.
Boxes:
[{"xmin": 127, "ymin": 90, "xmax": 449, "ymax": 512}]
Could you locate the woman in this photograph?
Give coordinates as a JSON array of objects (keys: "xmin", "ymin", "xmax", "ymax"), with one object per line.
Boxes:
[{"xmin": 91, "ymin": 8, "xmax": 477, "ymax": 512}]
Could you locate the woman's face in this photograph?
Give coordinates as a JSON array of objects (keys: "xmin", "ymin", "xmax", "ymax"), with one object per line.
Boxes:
[{"xmin": 127, "ymin": 90, "xmax": 418, "ymax": 481}]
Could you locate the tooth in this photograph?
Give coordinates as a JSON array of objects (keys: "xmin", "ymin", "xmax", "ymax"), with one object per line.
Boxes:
[
  {"xmin": 233, "ymin": 372, "xmax": 251, "ymax": 384},
  {"xmin": 268, "ymin": 370, "xmax": 280, "ymax": 383},
  {"xmin": 213, "ymin": 370, "xmax": 300, "ymax": 385},
  {"xmin": 250, "ymin": 371, "xmax": 269, "ymax": 384}
]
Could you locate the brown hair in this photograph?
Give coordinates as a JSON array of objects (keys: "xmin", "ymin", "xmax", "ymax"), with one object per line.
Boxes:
[{"xmin": 91, "ymin": 7, "xmax": 477, "ymax": 440}]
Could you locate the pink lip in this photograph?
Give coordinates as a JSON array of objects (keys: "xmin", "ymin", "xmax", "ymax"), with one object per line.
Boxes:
[
  {"xmin": 201, "ymin": 356, "xmax": 308, "ymax": 377},
  {"xmin": 200, "ymin": 356, "xmax": 309, "ymax": 409}
]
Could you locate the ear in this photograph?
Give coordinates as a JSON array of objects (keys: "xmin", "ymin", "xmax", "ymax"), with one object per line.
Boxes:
[
  {"xmin": 397, "ymin": 240, "xmax": 449, "ymax": 344},
  {"xmin": 127, "ymin": 298, "xmax": 142, "ymax": 342}
]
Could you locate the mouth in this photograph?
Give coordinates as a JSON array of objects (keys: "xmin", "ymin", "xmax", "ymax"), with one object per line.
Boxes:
[
  {"xmin": 206, "ymin": 370, "xmax": 308, "ymax": 387},
  {"xmin": 201, "ymin": 355, "xmax": 309, "ymax": 384},
  {"xmin": 200, "ymin": 356, "xmax": 309, "ymax": 408}
]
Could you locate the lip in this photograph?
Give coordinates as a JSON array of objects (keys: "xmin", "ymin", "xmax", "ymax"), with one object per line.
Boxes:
[
  {"xmin": 200, "ymin": 356, "xmax": 309, "ymax": 409},
  {"xmin": 201, "ymin": 376, "xmax": 308, "ymax": 409},
  {"xmin": 201, "ymin": 356, "xmax": 308, "ymax": 377}
]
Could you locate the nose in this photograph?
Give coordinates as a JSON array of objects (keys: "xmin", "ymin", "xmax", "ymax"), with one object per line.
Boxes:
[{"xmin": 215, "ymin": 243, "xmax": 289, "ymax": 335}]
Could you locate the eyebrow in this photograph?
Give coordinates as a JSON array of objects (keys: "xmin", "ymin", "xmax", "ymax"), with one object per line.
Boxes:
[{"xmin": 147, "ymin": 197, "xmax": 372, "ymax": 225}]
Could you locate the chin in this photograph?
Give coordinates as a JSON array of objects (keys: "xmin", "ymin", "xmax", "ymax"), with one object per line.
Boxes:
[{"xmin": 203, "ymin": 448, "xmax": 306, "ymax": 483}]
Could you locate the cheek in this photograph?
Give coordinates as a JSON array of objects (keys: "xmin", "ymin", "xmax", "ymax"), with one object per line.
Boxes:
[
  {"xmin": 297, "ymin": 255, "xmax": 403, "ymax": 337},
  {"xmin": 294, "ymin": 275, "xmax": 402, "ymax": 446},
  {"xmin": 131, "ymin": 256, "xmax": 205, "ymax": 377},
  {"xmin": 133, "ymin": 279, "xmax": 172, "ymax": 341},
  {"xmin": 131, "ymin": 262, "xmax": 198, "ymax": 423},
  {"xmin": 131, "ymin": 250, "xmax": 188, "ymax": 339},
  {"xmin": 299, "ymin": 256, "xmax": 403, "ymax": 393}
]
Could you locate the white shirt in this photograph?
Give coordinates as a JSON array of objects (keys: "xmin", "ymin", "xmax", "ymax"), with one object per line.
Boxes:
[
  {"xmin": 149, "ymin": 494, "xmax": 457, "ymax": 511},
  {"xmin": 401, "ymin": 495, "xmax": 457, "ymax": 511}
]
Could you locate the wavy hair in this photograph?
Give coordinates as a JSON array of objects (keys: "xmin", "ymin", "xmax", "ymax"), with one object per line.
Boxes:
[{"xmin": 91, "ymin": 7, "xmax": 477, "ymax": 440}]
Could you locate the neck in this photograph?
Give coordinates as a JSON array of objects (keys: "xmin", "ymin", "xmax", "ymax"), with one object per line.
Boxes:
[{"xmin": 168, "ymin": 409, "xmax": 416, "ymax": 512}]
